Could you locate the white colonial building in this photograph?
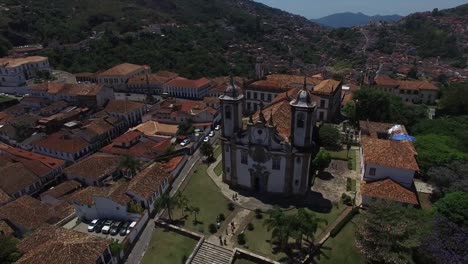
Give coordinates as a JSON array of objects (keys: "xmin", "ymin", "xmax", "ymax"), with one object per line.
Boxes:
[
  {"xmin": 0, "ymin": 56, "xmax": 51, "ymax": 87},
  {"xmin": 220, "ymin": 78, "xmax": 318, "ymax": 195}
]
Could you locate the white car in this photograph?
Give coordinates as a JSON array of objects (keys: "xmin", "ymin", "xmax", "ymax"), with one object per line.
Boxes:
[
  {"xmin": 209, "ymin": 131, "xmax": 215, "ymax": 137},
  {"xmin": 127, "ymin": 221, "xmax": 137, "ymax": 235},
  {"xmin": 215, "ymin": 125, "xmax": 221, "ymax": 131},
  {"xmin": 87, "ymin": 219, "xmax": 99, "ymax": 232},
  {"xmin": 102, "ymin": 220, "xmax": 113, "ymax": 234},
  {"xmin": 180, "ymin": 139, "xmax": 191, "ymax": 146},
  {"xmin": 203, "ymin": 136, "xmax": 209, "ymax": 142}
]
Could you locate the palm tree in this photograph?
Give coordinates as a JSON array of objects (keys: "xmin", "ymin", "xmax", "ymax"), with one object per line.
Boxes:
[
  {"xmin": 192, "ymin": 206, "xmax": 200, "ymax": 224},
  {"xmin": 119, "ymin": 155, "xmax": 140, "ymax": 177},
  {"xmin": 296, "ymin": 209, "xmax": 327, "ymax": 247},
  {"xmin": 263, "ymin": 207, "xmax": 290, "ymax": 250},
  {"xmin": 154, "ymin": 193, "xmax": 187, "ymax": 221}
]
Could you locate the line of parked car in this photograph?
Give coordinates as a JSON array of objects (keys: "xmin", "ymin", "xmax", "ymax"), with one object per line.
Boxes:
[{"xmin": 88, "ymin": 219, "xmax": 136, "ymax": 236}]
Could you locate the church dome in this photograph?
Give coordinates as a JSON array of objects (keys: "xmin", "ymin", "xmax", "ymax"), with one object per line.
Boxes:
[{"xmin": 290, "ymin": 77, "xmax": 316, "ymax": 108}]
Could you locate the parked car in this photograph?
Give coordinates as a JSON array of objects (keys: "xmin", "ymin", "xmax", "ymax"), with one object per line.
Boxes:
[
  {"xmin": 94, "ymin": 220, "xmax": 105, "ymax": 233},
  {"xmin": 110, "ymin": 221, "xmax": 123, "ymax": 236},
  {"xmin": 87, "ymin": 219, "xmax": 99, "ymax": 232},
  {"xmin": 102, "ymin": 220, "xmax": 113, "ymax": 234},
  {"xmin": 209, "ymin": 131, "xmax": 215, "ymax": 137},
  {"xmin": 119, "ymin": 221, "xmax": 131, "ymax": 236},
  {"xmin": 203, "ymin": 136, "xmax": 209, "ymax": 142},
  {"xmin": 126, "ymin": 221, "xmax": 137, "ymax": 235},
  {"xmin": 180, "ymin": 139, "xmax": 191, "ymax": 146},
  {"xmin": 215, "ymin": 125, "xmax": 220, "ymax": 131}
]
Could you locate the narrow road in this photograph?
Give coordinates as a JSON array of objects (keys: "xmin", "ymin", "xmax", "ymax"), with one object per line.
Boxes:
[
  {"xmin": 360, "ymin": 28, "xmax": 370, "ymax": 54},
  {"xmin": 125, "ymin": 131, "xmax": 220, "ymax": 264}
]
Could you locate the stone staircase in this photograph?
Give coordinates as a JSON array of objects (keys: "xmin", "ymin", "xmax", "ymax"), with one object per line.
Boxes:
[{"xmin": 190, "ymin": 241, "xmax": 233, "ymax": 264}]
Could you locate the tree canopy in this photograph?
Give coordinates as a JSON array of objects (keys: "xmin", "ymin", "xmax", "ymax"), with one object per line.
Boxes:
[
  {"xmin": 319, "ymin": 124, "xmax": 341, "ymax": 150},
  {"xmin": 434, "ymin": 192, "xmax": 468, "ymax": 226},
  {"xmin": 356, "ymin": 201, "xmax": 430, "ymax": 264},
  {"xmin": 439, "ymin": 83, "xmax": 468, "ymax": 116}
]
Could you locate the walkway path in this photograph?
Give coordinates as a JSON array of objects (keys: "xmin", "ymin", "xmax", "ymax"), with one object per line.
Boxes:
[
  {"xmin": 125, "ymin": 149, "xmax": 201, "ymax": 264},
  {"xmin": 207, "ymin": 155, "xmax": 273, "ymax": 211},
  {"xmin": 315, "ymin": 206, "xmax": 354, "ymax": 245}
]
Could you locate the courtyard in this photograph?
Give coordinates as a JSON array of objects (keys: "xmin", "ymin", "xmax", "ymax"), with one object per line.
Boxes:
[{"xmin": 141, "ymin": 227, "xmax": 198, "ymax": 264}]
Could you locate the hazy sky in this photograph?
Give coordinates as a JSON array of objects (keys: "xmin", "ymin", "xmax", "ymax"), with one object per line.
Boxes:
[{"xmin": 255, "ymin": 0, "xmax": 467, "ymax": 18}]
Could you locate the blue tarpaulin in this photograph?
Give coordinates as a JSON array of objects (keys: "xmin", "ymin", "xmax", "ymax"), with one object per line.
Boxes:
[{"xmin": 391, "ymin": 134, "xmax": 415, "ymax": 142}]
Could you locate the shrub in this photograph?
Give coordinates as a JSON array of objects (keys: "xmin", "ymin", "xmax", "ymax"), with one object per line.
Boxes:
[
  {"xmin": 208, "ymin": 224, "xmax": 217, "ymax": 234},
  {"xmin": 341, "ymin": 193, "xmax": 353, "ymax": 206},
  {"xmin": 228, "ymin": 202, "xmax": 235, "ymax": 211},
  {"xmin": 237, "ymin": 233, "xmax": 246, "ymax": 245},
  {"xmin": 319, "ymin": 124, "xmax": 341, "ymax": 150},
  {"xmin": 254, "ymin": 209, "xmax": 263, "ymax": 219},
  {"xmin": 347, "ymin": 159, "xmax": 353, "ymax": 170},
  {"xmin": 247, "ymin": 223, "xmax": 254, "ymax": 231},
  {"xmin": 219, "ymin": 213, "xmax": 225, "ymax": 221}
]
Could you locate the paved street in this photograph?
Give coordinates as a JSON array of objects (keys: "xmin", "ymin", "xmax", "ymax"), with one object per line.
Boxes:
[{"xmin": 124, "ymin": 130, "xmax": 220, "ymax": 264}]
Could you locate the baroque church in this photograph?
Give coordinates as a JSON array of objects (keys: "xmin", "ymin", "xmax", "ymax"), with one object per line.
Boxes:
[{"xmin": 219, "ymin": 77, "xmax": 319, "ymax": 195}]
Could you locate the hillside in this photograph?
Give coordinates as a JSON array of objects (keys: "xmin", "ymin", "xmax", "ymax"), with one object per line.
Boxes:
[
  {"xmin": 1, "ymin": 0, "xmax": 365, "ymax": 78},
  {"xmin": 313, "ymin": 12, "xmax": 402, "ymax": 28}
]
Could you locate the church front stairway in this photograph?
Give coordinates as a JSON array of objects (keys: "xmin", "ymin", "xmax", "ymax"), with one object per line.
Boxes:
[{"xmin": 190, "ymin": 241, "xmax": 233, "ymax": 264}]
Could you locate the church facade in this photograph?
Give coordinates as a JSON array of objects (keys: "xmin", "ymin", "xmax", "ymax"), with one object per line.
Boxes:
[{"xmin": 219, "ymin": 78, "xmax": 319, "ymax": 195}]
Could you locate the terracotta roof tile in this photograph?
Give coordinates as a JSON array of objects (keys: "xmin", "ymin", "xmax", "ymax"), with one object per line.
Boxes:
[
  {"xmin": 64, "ymin": 153, "xmax": 121, "ymax": 182},
  {"xmin": 359, "ymin": 120, "xmax": 408, "ymax": 139},
  {"xmin": 100, "ymin": 140, "xmax": 161, "ymax": 160},
  {"xmin": 17, "ymin": 225, "xmax": 111, "ymax": 264},
  {"xmin": 31, "ymin": 131, "xmax": 90, "ymax": 154},
  {"xmin": 99, "ymin": 63, "xmax": 148, "ymax": 76},
  {"xmin": 0, "ymin": 196, "xmax": 62, "ymax": 230},
  {"xmin": 133, "ymin": 121, "xmax": 178, "ymax": 136},
  {"xmin": 375, "ymin": 75, "xmax": 399, "ymax": 87},
  {"xmin": 0, "ymin": 156, "xmax": 40, "ymax": 196},
  {"xmin": 112, "ymin": 130, "xmax": 142, "ymax": 144},
  {"xmin": 127, "ymin": 73, "xmax": 174, "ymax": 85},
  {"xmin": 105, "ymin": 100, "xmax": 145, "ymax": 114},
  {"xmin": 165, "ymin": 77, "xmax": 211, "ymax": 89},
  {"xmin": 361, "ymin": 178, "xmax": 419, "ymax": 205},
  {"xmin": 0, "ymin": 220, "xmax": 15, "ymax": 237},
  {"xmin": 361, "ymin": 137, "xmax": 419, "ymax": 171},
  {"xmin": 312, "ymin": 79, "xmax": 342, "ymax": 95},
  {"xmin": 0, "ymin": 56, "xmax": 47, "ymax": 68},
  {"xmin": 163, "ymin": 156, "xmax": 184, "ymax": 173},
  {"xmin": 41, "ymin": 180, "xmax": 82, "ymax": 199},
  {"xmin": 127, "ymin": 162, "xmax": 169, "ymax": 200}
]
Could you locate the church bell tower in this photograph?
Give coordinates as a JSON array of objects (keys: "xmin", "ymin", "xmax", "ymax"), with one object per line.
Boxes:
[{"xmin": 219, "ymin": 76, "xmax": 244, "ymax": 138}]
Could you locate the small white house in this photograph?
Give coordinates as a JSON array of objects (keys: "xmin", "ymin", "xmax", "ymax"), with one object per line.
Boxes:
[{"xmin": 360, "ymin": 137, "xmax": 419, "ymax": 188}]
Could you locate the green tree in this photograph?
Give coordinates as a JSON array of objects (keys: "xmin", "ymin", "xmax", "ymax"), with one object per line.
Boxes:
[
  {"xmin": 319, "ymin": 124, "xmax": 341, "ymax": 150},
  {"xmin": 200, "ymin": 142, "xmax": 214, "ymax": 161},
  {"xmin": 0, "ymin": 236, "xmax": 21, "ymax": 264},
  {"xmin": 109, "ymin": 240, "xmax": 123, "ymax": 256},
  {"xmin": 356, "ymin": 201, "xmax": 430, "ymax": 264},
  {"xmin": 263, "ymin": 207, "xmax": 290, "ymax": 250},
  {"xmin": 312, "ymin": 150, "xmax": 332, "ymax": 173},
  {"xmin": 408, "ymin": 66, "xmax": 418, "ymax": 79},
  {"xmin": 118, "ymin": 155, "xmax": 140, "ymax": 176},
  {"xmin": 434, "ymin": 192, "xmax": 468, "ymax": 226},
  {"xmin": 342, "ymin": 102, "xmax": 357, "ymax": 125},
  {"xmin": 177, "ymin": 120, "xmax": 195, "ymax": 136},
  {"xmin": 439, "ymin": 83, "xmax": 468, "ymax": 116},
  {"xmin": 290, "ymin": 208, "xmax": 326, "ymax": 248},
  {"xmin": 154, "ymin": 193, "xmax": 188, "ymax": 221}
]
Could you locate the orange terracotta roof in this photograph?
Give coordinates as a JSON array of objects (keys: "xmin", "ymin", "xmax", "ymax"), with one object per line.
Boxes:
[
  {"xmin": 127, "ymin": 162, "xmax": 169, "ymax": 200},
  {"xmin": 0, "ymin": 156, "xmax": 40, "ymax": 196},
  {"xmin": 154, "ymin": 71, "xmax": 179, "ymax": 79},
  {"xmin": 127, "ymin": 73, "xmax": 172, "ymax": 85},
  {"xmin": 359, "ymin": 120, "xmax": 408, "ymax": 138},
  {"xmin": 105, "ymin": 100, "xmax": 145, "ymax": 114},
  {"xmin": 133, "ymin": 121, "xmax": 178, "ymax": 135},
  {"xmin": 163, "ymin": 156, "xmax": 184, "ymax": 173},
  {"xmin": 98, "ymin": 63, "xmax": 147, "ymax": 76},
  {"xmin": 41, "ymin": 180, "xmax": 82, "ymax": 199},
  {"xmin": 375, "ymin": 75, "xmax": 399, "ymax": 87},
  {"xmin": 312, "ymin": 79, "xmax": 342, "ymax": 95},
  {"xmin": 203, "ymin": 97, "xmax": 220, "ymax": 104},
  {"xmin": 0, "ymin": 56, "xmax": 47, "ymax": 68},
  {"xmin": 0, "ymin": 143, "xmax": 64, "ymax": 170},
  {"xmin": 113, "ymin": 130, "xmax": 142, "ymax": 144},
  {"xmin": 100, "ymin": 140, "xmax": 161, "ymax": 160},
  {"xmin": 17, "ymin": 225, "xmax": 111, "ymax": 264},
  {"xmin": 69, "ymin": 186, "xmax": 112, "ymax": 206},
  {"xmin": 0, "ymin": 196, "xmax": 62, "ymax": 230},
  {"xmin": 361, "ymin": 178, "xmax": 419, "ymax": 205},
  {"xmin": 398, "ymin": 80, "xmax": 438, "ymax": 91},
  {"xmin": 64, "ymin": 153, "xmax": 121, "ymax": 182},
  {"xmin": 165, "ymin": 77, "xmax": 211, "ymax": 89},
  {"xmin": 0, "ymin": 112, "xmax": 14, "ymax": 125},
  {"xmin": 252, "ymin": 90, "xmax": 293, "ymax": 141},
  {"xmin": 0, "ymin": 189, "xmax": 11, "ymax": 205},
  {"xmin": 361, "ymin": 137, "xmax": 419, "ymax": 171},
  {"xmin": 31, "ymin": 131, "xmax": 90, "ymax": 154}
]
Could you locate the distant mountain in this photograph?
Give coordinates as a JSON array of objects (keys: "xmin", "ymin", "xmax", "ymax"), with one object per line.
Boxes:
[{"xmin": 312, "ymin": 12, "xmax": 402, "ymax": 28}]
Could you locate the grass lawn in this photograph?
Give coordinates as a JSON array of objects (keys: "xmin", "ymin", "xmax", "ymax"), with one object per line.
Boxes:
[
  {"xmin": 141, "ymin": 227, "xmax": 197, "ymax": 264},
  {"xmin": 346, "ymin": 178, "xmax": 357, "ymax": 192},
  {"xmin": 418, "ymin": 192, "xmax": 433, "ymax": 211},
  {"xmin": 316, "ymin": 216, "xmax": 363, "ymax": 264},
  {"xmin": 174, "ymin": 163, "xmax": 231, "ymax": 235},
  {"xmin": 214, "ymin": 161, "xmax": 223, "ymax": 176},
  {"xmin": 0, "ymin": 96, "xmax": 15, "ymax": 103},
  {"xmin": 234, "ymin": 258, "xmax": 258, "ymax": 264},
  {"xmin": 214, "ymin": 144, "xmax": 222, "ymax": 158},
  {"xmin": 242, "ymin": 204, "xmax": 346, "ymax": 261},
  {"xmin": 327, "ymin": 149, "xmax": 357, "ymax": 170}
]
